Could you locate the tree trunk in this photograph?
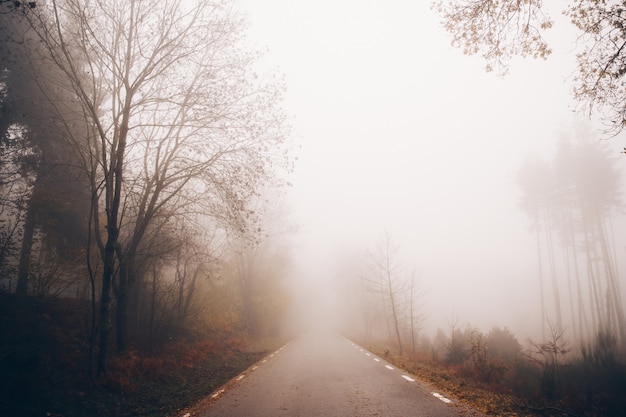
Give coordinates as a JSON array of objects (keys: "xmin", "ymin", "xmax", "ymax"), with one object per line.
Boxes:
[
  {"xmin": 116, "ymin": 256, "xmax": 139, "ymax": 353},
  {"xmin": 97, "ymin": 237, "xmax": 116, "ymax": 377},
  {"xmin": 543, "ymin": 208, "xmax": 563, "ymax": 330},
  {"xmin": 115, "ymin": 266, "xmax": 129, "ymax": 352},
  {"xmin": 15, "ymin": 200, "xmax": 36, "ymax": 296},
  {"xmin": 384, "ymin": 252, "xmax": 403, "ymax": 356},
  {"xmin": 596, "ymin": 211, "xmax": 626, "ymax": 343}
]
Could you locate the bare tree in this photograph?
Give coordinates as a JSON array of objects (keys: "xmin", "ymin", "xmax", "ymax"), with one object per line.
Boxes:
[
  {"xmin": 407, "ymin": 269, "xmax": 425, "ymax": 361},
  {"xmin": 22, "ymin": 0, "xmax": 289, "ymax": 375},
  {"xmin": 527, "ymin": 320, "xmax": 571, "ymax": 399},
  {"xmin": 365, "ymin": 231, "xmax": 405, "ymax": 355}
]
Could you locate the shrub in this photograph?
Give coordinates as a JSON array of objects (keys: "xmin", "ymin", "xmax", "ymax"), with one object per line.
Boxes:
[
  {"xmin": 486, "ymin": 326, "xmax": 521, "ymax": 362},
  {"xmin": 446, "ymin": 327, "xmax": 470, "ymax": 365},
  {"xmin": 578, "ymin": 330, "xmax": 626, "ymax": 416},
  {"xmin": 470, "ymin": 331, "xmax": 507, "ymax": 383}
]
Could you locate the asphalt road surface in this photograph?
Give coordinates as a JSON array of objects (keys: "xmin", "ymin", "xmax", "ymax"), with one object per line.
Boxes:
[{"xmin": 195, "ymin": 330, "xmax": 484, "ymax": 417}]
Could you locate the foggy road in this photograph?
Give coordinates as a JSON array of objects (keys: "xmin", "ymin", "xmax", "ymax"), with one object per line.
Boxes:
[{"xmin": 195, "ymin": 331, "xmax": 478, "ymax": 417}]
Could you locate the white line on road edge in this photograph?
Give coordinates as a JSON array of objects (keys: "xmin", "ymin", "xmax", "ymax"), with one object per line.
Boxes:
[
  {"xmin": 211, "ymin": 389, "xmax": 225, "ymax": 398},
  {"xmin": 365, "ymin": 353, "xmax": 371, "ymax": 356},
  {"xmin": 373, "ymin": 358, "xmax": 380, "ymax": 362},
  {"xmin": 385, "ymin": 365, "xmax": 394, "ymax": 370},
  {"xmin": 236, "ymin": 375, "xmax": 245, "ymax": 381},
  {"xmin": 401, "ymin": 375, "xmax": 415, "ymax": 382},
  {"xmin": 432, "ymin": 392, "xmax": 452, "ymax": 404},
  {"xmin": 251, "ymin": 365, "xmax": 259, "ymax": 371}
]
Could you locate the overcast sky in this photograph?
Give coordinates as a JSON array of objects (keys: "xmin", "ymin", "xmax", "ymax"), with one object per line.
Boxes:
[{"xmin": 238, "ymin": 0, "xmax": 626, "ymax": 337}]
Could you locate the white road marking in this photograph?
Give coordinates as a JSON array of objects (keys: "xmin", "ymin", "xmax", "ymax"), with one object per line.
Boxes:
[
  {"xmin": 373, "ymin": 358, "xmax": 380, "ymax": 362},
  {"xmin": 432, "ymin": 392, "xmax": 452, "ymax": 404},
  {"xmin": 262, "ymin": 359, "xmax": 268, "ymax": 363},
  {"xmin": 385, "ymin": 365, "xmax": 394, "ymax": 370},
  {"xmin": 401, "ymin": 375, "xmax": 415, "ymax": 382},
  {"xmin": 211, "ymin": 389, "xmax": 225, "ymax": 398},
  {"xmin": 365, "ymin": 353, "xmax": 371, "ymax": 356},
  {"xmin": 236, "ymin": 375, "xmax": 245, "ymax": 381},
  {"xmin": 251, "ymin": 365, "xmax": 259, "ymax": 371}
]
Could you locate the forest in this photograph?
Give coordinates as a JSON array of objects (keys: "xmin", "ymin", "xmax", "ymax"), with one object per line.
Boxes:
[
  {"xmin": 0, "ymin": 1, "xmax": 294, "ymax": 415},
  {"xmin": 2, "ymin": 0, "xmax": 626, "ymax": 416},
  {"xmin": 338, "ymin": 134, "xmax": 626, "ymax": 415}
]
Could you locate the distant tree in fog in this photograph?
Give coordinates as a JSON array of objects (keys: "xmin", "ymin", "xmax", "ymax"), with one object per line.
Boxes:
[
  {"xmin": 364, "ymin": 231, "xmax": 406, "ymax": 355},
  {"xmin": 407, "ymin": 269, "xmax": 425, "ymax": 361},
  {"xmin": 517, "ymin": 133, "xmax": 625, "ymax": 345},
  {"xmin": 486, "ymin": 326, "xmax": 521, "ymax": 362},
  {"xmin": 556, "ymin": 136, "xmax": 625, "ymax": 344},
  {"xmin": 517, "ymin": 155, "xmax": 554, "ymax": 337}
]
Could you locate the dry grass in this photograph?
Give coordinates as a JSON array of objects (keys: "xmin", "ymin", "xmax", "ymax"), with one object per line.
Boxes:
[{"xmin": 361, "ymin": 342, "xmax": 567, "ymax": 417}]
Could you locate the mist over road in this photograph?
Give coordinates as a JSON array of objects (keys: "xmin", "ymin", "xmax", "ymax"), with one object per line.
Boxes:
[{"xmin": 197, "ymin": 331, "xmax": 478, "ymax": 417}]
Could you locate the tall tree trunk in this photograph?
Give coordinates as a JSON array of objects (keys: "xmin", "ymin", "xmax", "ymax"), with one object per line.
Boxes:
[
  {"xmin": 149, "ymin": 263, "xmax": 158, "ymax": 353},
  {"xmin": 115, "ymin": 261, "xmax": 129, "ymax": 352},
  {"xmin": 543, "ymin": 209, "xmax": 563, "ymax": 331},
  {"xmin": 563, "ymin": 244, "xmax": 578, "ymax": 343},
  {"xmin": 181, "ymin": 265, "xmax": 201, "ymax": 325},
  {"xmin": 15, "ymin": 199, "xmax": 36, "ymax": 296},
  {"xmin": 565, "ymin": 203, "xmax": 589, "ymax": 342},
  {"xmin": 585, "ymin": 208, "xmax": 606, "ymax": 334},
  {"xmin": 534, "ymin": 209, "xmax": 546, "ymax": 337},
  {"xmin": 97, "ymin": 235, "xmax": 116, "ymax": 377},
  {"xmin": 97, "ymin": 107, "xmax": 130, "ymax": 375},
  {"xmin": 596, "ymin": 212, "xmax": 626, "ymax": 343},
  {"xmin": 115, "ymin": 253, "xmax": 143, "ymax": 352},
  {"xmin": 384, "ymin": 249, "xmax": 403, "ymax": 356}
]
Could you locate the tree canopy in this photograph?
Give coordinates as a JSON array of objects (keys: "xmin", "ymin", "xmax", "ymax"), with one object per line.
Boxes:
[{"xmin": 435, "ymin": 0, "xmax": 626, "ymax": 135}]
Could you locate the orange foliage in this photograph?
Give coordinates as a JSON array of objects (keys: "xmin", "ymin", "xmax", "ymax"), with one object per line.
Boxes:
[{"xmin": 102, "ymin": 337, "xmax": 248, "ymax": 392}]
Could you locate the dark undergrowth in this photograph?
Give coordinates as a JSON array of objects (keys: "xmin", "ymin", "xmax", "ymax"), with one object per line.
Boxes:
[{"xmin": 0, "ymin": 294, "xmax": 279, "ymax": 417}]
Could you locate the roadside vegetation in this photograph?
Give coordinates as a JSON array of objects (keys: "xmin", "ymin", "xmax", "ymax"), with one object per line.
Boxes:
[
  {"xmin": 0, "ymin": 294, "xmax": 285, "ymax": 417},
  {"xmin": 347, "ymin": 132, "xmax": 626, "ymax": 417},
  {"xmin": 360, "ymin": 324, "xmax": 626, "ymax": 417}
]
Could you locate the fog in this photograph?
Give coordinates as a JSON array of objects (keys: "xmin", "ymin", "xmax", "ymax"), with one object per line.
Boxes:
[{"xmin": 240, "ymin": 1, "xmax": 626, "ymax": 343}]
